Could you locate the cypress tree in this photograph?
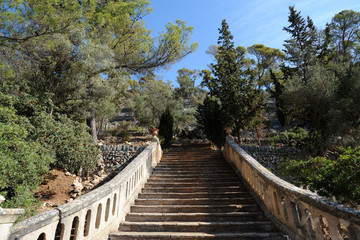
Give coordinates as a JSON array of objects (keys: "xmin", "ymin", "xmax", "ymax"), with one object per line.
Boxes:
[
  {"xmin": 200, "ymin": 19, "xmax": 262, "ymax": 142},
  {"xmin": 159, "ymin": 108, "xmax": 174, "ymax": 148}
]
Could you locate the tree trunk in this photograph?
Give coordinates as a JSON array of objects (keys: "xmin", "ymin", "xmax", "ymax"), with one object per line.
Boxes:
[{"xmin": 87, "ymin": 108, "xmax": 98, "ymax": 144}]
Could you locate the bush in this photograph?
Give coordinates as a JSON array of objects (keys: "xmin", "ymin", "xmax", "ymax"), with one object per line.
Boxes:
[
  {"xmin": 116, "ymin": 129, "xmax": 131, "ymax": 141},
  {"xmin": 284, "ymin": 146, "xmax": 360, "ymax": 207},
  {"xmin": 29, "ymin": 112, "xmax": 99, "ymax": 175},
  {"xmin": 268, "ymin": 127, "xmax": 308, "ymax": 147},
  {"xmin": 0, "ymin": 96, "xmax": 53, "ymax": 218}
]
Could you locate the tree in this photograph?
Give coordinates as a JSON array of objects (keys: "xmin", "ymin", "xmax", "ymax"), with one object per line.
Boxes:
[
  {"xmin": 174, "ymin": 68, "xmax": 206, "ymax": 132},
  {"xmin": 282, "ymin": 6, "xmax": 319, "ymax": 83},
  {"xmin": 196, "ymin": 96, "xmax": 225, "ymax": 149},
  {"xmin": 134, "ymin": 76, "xmax": 181, "ymax": 128},
  {"xmin": 0, "ymin": 0, "xmax": 198, "ymax": 141},
  {"xmin": 280, "ymin": 8, "xmax": 360, "ymax": 153},
  {"xmin": 159, "ymin": 108, "xmax": 174, "ymax": 148},
  {"xmin": 247, "ymin": 44, "xmax": 285, "ymax": 90},
  {"xmin": 175, "ymin": 68, "xmax": 198, "ymax": 99},
  {"xmin": 269, "ymin": 69, "xmax": 291, "ymax": 127},
  {"xmin": 329, "ymin": 10, "xmax": 360, "ymax": 61},
  {"xmin": 200, "ymin": 19, "xmax": 262, "ymax": 142}
]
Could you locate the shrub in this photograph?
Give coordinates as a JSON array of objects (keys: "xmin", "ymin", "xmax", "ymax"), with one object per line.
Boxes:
[
  {"xmin": 116, "ymin": 129, "xmax": 131, "ymax": 141},
  {"xmin": 0, "ymin": 96, "xmax": 53, "ymax": 218},
  {"xmin": 268, "ymin": 127, "xmax": 308, "ymax": 147},
  {"xmin": 284, "ymin": 146, "xmax": 360, "ymax": 207},
  {"xmin": 29, "ymin": 112, "xmax": 99, "ymax": 175}
]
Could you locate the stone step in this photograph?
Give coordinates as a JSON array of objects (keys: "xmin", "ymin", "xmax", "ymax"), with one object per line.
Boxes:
[
  {"xmin": 144, "ymin": 182, "xmax": 243, "ymax": 188},
  {"xmin": 138, "ymin": 192, "xmax": 251, "ymax": 199},
  {"xmin": 159, "ymin": 159, "xmax": 225, "ymax": 162},
  {"xmin": 119, "ymin": 221, "xmax": 275, "ymax": 233},
  {"xmin": 159, "ymin": 160, "xmax": 225, "ymax": 163},
  {"xmin": 131, "ymin": 204, "xmax": 259, "ymax": 213},
  {"xmin": 150, "ymin": 172, "xmax": 238, "ymax": 178},
  {"xmin": 110, "ymin": 231, "xmax": 286, "ymax": 240},
  {"xmin": 155, "ymin": 165, "xmax": 232, "ymax": 170},
  {"xmin": 125, "ymin": 212, "xmax": 265, "ymax": 222},
  {"xmin": 142, "ymin": 186, "xmax": 246, "ymax": 193},
  {"xmin": 154, "ymin": 168, "xmax": 234, "ymax": 175},
  {"xmin": 135, "ymin": 197, "xmax": 255, "ymax": 205},
  {"xmin": 158, "ymin": 160, "xmax": 226, "ymax": 163},
  {"xmin": 147, "ymin": 177, "xmax": 240, "ymax": 183},
  {"xmin": 109, "ymin": 144, "xmax": 285, "ymax": 240}
]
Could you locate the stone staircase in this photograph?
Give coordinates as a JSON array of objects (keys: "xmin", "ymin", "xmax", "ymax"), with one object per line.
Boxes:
[{"xmin": 110, "ymin": 144, "xmax": 285, "ymax": 240}]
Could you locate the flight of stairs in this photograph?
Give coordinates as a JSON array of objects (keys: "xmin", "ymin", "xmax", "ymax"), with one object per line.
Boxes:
[{"xmin": 110, "ymin": 144, "xmax": 285, "ymax": 240}]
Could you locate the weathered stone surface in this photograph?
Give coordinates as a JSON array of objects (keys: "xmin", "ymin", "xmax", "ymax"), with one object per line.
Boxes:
[{"xmin": 99, "ymin": 143, "xmax": 148, "ymax": 175}]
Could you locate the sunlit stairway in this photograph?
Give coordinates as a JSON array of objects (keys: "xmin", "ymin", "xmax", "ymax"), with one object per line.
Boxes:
[{"xmin": 110, "ymin": 144, "xmax": 285, "ymax": 240}]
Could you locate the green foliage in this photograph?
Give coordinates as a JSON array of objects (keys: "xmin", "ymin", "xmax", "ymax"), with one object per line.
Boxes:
[
  {"xmin": 247, "ymin": 44, "xmax": 285, "ymax": 89},
  {"xmin": 174, "ymin": 68, "xmax": 206, "ymax": 132},
  {"xmin": 329, "ymin": 10, "xmax": 360, "ymax": 60},
  {"xmin": 196, "ymin": 96, "xmax": 225, "ymax": 149},
  {"xmin": 1, "ymin": 186, "xmax": 41, "ymax": 222},
  {"xmin": 282, "ymin": 6, "xmax": 318, "ymax": 83},
  {"xmin": 134, "ymin": 76, "xmax": 181, "ymax": 128},
  {"xmin": 284, "ymin": 146, "xmax": 360, "ymax": 207},
  {"xmin": 116, "ymin": 130, "xmax": 131, "ymax": 142},
  {"xmin": 1, "ymin": 0, "xmax": 197, "ymax": 142},
  {"xmin": 200, "ymin": 20, "xmax": 262, "ymax": 142},
  {"xmin": 29, "ymin": 112, "xmax": 99, "ymax": 175},
  {"xmin": 111, "ymin": 121, "xmax": 133, "ymax": 141},
  {"xmin": 159, "ymin": 108, "xmax": 174, "ymax": 148},
  {"xmin": 269, "ymin": 69, "xmax": 291, "ymax": 127},
  {"xmin": 278, "ymin": 7, "xmax": 360, "ymax": 153},
  {"xmin": 0, "ymin": 94, "xmax": 53, "ymax": 218},
  {"xmin": 268, "ymin": 127, "xmax": 309, "ymax": 147}
]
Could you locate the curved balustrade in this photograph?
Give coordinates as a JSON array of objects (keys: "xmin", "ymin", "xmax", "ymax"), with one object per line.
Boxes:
[
  {"xmin": 223, "ymin": 136, "xmax": 360, "ymax": 240},
  {"xmin": 8, "ymin": 140, "xmax": 162, "ymax": 240}
]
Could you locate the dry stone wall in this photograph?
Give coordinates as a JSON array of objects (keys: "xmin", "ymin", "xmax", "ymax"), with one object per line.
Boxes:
[
  {"xmin": 239, "ymin": 145, "xmax": 300, "ymax": 171},
  {"xmin": 99, "ymin": 144, "xmax": 147, "ymax": 173}
]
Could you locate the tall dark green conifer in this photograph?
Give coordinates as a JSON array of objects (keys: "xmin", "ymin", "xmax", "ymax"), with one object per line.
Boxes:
[
  {"xmin": 283, "ymin": 6, "xmax": 318, "ymax": 83},
  {"xmin": 159, "ymin": 108, "xmax": 174, "ymax": 148},
  {"xmin": 200, "ymin": 19, "xmax": 262, "ymax": 142}
]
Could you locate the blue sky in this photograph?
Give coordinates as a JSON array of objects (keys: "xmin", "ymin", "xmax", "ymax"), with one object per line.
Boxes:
[{"xmin": 144, "ymin": 0, "xmax": 360, "ymax": 86}]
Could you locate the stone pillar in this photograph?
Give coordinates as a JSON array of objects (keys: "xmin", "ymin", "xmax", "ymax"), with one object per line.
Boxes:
[{"xmin": 0, "ymin": 208, "xmax": 25, "ymax": 240}]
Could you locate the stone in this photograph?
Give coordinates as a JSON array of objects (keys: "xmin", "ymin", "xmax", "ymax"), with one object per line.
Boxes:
[
  {"xmin": 91, "ymin": 175, "xmax": 102, "ymax": 185},
  {"xmin": 72, "ymin": 179, "xmax": 83, "ymax": 193},
  {"xmin": 0, "ymin": 194, "xmax": 5, "ymax": 205}
]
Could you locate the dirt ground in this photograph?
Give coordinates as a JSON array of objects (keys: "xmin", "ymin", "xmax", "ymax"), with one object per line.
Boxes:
[{"xmin": 36, "ymin": 169, "xmax": 76, "ymax": 212}]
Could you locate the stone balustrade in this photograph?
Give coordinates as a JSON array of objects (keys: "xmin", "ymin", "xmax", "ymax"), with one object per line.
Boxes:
[
  {"xmin": 7, "ymin": 139, "xmax": 162, "ymax": 240},
  {"xmin": 223, "ymin": 136, "xmax": 360, "ymax": 240}
]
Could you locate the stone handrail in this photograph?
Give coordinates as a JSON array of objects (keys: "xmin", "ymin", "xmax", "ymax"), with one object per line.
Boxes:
[
  {"xmin": 8, "ymin": 139, "xmax": 162, "ymax": 240},
  {"xmin": 223, "ymin": 136, "xmax": 360, "ymax": 240}
]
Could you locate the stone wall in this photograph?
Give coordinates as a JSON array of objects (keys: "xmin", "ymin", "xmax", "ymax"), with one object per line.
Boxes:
[
  {"xmin": 99, "ymin": 144, "xmax": 147, "ymax": 173},
  {"xmin": 239, "ymin": 145, "xmax": 300, "ymax": 171}
]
